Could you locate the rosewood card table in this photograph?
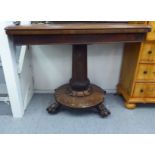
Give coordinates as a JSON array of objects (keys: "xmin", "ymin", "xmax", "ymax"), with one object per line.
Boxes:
[{"xmin": 5, "ymin": 22, "xmax": 150, "ymax": 117}]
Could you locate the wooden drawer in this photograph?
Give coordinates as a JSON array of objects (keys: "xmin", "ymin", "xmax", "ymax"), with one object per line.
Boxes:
[
  {"xmin": 137, "ymin": 64, "xmax": 155, "ymax": 81},
  {"xmin": 133, "ymin": 83, "xmax": 155, "ymax": 97},
  {"xmin": 140, "ymin": 43, "xmax": 155, "ymax": 62},
  {"xmin": 147, "ymin": 21, "xmax": 155, "ymax": 41}
]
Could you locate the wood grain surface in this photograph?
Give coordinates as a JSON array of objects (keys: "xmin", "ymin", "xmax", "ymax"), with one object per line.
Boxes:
[{"xmin": 5, "ymin": 23, "xmax": 151, "ymax": 35}]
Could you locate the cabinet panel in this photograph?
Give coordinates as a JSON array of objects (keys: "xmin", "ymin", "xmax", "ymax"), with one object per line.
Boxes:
[
  {"xmin": 119, "ymin": 43, "xmax": 140, "ymax": 95},
  {"xmin": 133, "ymin": 83, "xmax": 155, "ymax": 97},
  {"xmin": 140, "ymin": 43, "xmax": 155, "ymax": 62},
  {"xmin": 137, "ymin": 64, "xmax": 155, "ymax": 81}
]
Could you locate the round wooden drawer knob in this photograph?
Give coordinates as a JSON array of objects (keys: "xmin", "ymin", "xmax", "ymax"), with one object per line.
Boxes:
[
  {"xmin": 140, "ymin": 89, "xmax": 144, "ymax": 93},
  {"xmin": 143, "ymin": 71, "xmax": 148, "ymax": 74},
  {"xmin": 148, "ymin": 50, "xmax": 152, "ymax": 54}
]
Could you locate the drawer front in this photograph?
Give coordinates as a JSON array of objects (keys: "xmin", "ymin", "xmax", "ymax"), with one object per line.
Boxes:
[
  {"xmin": 137, "ymin": 64, "xmax": 155, "ymax": 81},
  {"xmin": 140, "ymin": 43, "xmax": 155, "ymax": 62},
  {"xmin": 133, "ymin": 83, "xmax": 155, "ymax": 97},
  {"xmin": 147, "ymin": 21, "xmax": 155, "ymax": 41}
]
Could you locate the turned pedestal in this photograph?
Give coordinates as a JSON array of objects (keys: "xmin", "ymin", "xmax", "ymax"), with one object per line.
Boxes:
[{"xmin": 47, "ymin": 44, "xmax": 110, "ymax": 117}]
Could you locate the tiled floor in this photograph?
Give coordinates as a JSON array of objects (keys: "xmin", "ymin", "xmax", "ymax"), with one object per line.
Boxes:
[{"xmin": 0, "ymin": 94, "xmax": 155, "ymax": 134}]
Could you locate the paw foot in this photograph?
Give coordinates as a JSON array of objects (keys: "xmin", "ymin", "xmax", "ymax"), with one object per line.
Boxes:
[
  {"xmin": 96, "ymin": 103, "xmax": 111, "ymax": 118},
  {"xmin": 46, "ymin": 102, "xmax": 61, "ymax": 114}
]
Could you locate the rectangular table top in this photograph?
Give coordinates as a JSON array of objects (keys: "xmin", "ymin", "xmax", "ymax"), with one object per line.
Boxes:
[
  {"xmin": 5, "ymin": 22, "xmax": 151, "ymax": 35},
  {"xmin": 5, "ymin": 22, "xmax": 151, "ymax": 45}
]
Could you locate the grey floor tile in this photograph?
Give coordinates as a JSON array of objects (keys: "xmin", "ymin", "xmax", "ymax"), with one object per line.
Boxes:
[
  {"xmin": 0, "ymin": 93, "xmax": 155, "ymax": 134},
  {"xmin": 0, "ymin": 102, "xmax": 12, "ymax": 115}
]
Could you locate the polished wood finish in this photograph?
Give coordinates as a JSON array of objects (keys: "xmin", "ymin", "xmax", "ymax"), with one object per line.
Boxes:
[
  {"xmin": 54, "ymin": 84, "xmax": 104, "ymax": 108},
  {"xmin": 140, "ymin": 43, "xmax": 155, "ymax": 62},
  {"xmin": 133, "ymin": 83, "xmax": 155, "ymax": 98},
  {"xmin": 118, "ymin": 43, "xmax": 141, "ymax": 96},
  {"xmin": 147, "ymin": 22, "xmax": 155, "ymax": 41},
  {"xmin": 125, "ymin": 102, "xmax": 136, "ymax": 109},
  {"xmin": 70, "ymin": 45, "xmax": 90, "ymax": 91},
  {"xmin": 5, "ymin": 22, "xmax": 150, "ymax": 116},
  {"xmin": 136, "ymin": 64, "xmax": 155, "ymax": 81},
  {"xmin": 5, "ymin": 23, "xmax": 150, "ymax": 45},
  {"xmin": 11, "ymin": 33, "xmax": 147, "ymax": 45},
  {"xmin": 47, "ymin": 84, "xmax": 110, "ymax": 117},
  {"xmin": 118, "ymin": 21, "xmax": 155, "ymax": 109},
  {"xmin": 128, "ymin": 21, "xmax": 147, "ymax": 25},
  {"xmin": 5, "ymin": 23, "xmax": 150, "ymax": 35}
]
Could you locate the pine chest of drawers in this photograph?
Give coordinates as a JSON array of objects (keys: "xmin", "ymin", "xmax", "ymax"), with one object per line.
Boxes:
[{"xmin": 118, "ymin": 21, "xmax": 155, "ymax": 109}]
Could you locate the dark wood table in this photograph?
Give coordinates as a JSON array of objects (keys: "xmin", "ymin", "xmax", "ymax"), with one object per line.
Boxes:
[{"xmin": 5, "ymin": 22, "xmax": 151, "ymax": 117}]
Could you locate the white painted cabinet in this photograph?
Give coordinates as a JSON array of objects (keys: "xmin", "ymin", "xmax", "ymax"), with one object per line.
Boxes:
[{"xmin": 0, "ymin": 22, "xmax": 34, "ymax": 117}]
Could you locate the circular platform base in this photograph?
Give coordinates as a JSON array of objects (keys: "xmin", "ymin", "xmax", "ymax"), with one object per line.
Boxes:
[{"xmin": 55, "ymin": 84, "xmax": 105, "ymax": 108}]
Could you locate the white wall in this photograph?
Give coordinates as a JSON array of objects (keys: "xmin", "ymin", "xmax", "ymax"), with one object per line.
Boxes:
[{"xmin": 31, "ymin": 43, "xmax": 124, "ymax": 93}]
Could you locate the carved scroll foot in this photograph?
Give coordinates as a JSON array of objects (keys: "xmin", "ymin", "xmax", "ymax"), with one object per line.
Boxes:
[
  {"xmin": 96, "ymin": 103, "xmax": 111, "ymax": 118},
  {"xmin": 46, "ymin": 102, "xmax": 61, "ymax": 114}
]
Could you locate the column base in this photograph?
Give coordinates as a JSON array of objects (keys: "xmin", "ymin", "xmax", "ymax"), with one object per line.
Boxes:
[{"xmin": 47, "ymin": 84, "xmax": 110, "ymax": 117}]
